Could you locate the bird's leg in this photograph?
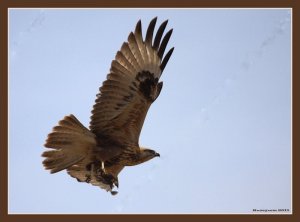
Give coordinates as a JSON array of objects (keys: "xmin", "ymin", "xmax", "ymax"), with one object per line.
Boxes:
[
  {"xmin": 90, "ymin": 163, "xmax": 95, "ymax": 180},
  {"xmin": 85, "ymin": 163, "xmax": 93, "ymax": 183},
  {"xmin": 101, "ymin": 161, "xmax": 106, "ymax": 174}
]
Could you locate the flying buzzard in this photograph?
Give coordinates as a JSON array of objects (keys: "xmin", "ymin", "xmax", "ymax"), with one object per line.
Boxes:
[{"xmin": 42, "ymin": 17, "xmax": 174, "ymax": 195}]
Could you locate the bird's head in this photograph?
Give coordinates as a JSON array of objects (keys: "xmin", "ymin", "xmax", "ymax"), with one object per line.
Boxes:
[{"xmin": 139, "ymin": 147, "xmax": 160, "ymax": 163}]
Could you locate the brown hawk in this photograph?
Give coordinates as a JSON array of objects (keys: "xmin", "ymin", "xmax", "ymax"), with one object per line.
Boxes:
[{"xmin": 42, "ymin": 17, "xmax": 174, "ymax": 195}]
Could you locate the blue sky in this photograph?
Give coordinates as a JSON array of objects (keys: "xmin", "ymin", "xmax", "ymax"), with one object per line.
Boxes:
[{"xmin": 9, "ymin": 9, "xmax": 291, "ymax": 214}]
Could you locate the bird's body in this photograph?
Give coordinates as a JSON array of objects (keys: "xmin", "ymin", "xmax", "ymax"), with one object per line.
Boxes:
[{"xmin": 42, "ymin": 17, "xmax": 174, "ymax": 195}]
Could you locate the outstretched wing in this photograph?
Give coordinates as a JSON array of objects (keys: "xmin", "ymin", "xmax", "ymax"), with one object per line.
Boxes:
[{"xmin": 90, "ymin": 17, "xmax": 174, "ymax": 146}]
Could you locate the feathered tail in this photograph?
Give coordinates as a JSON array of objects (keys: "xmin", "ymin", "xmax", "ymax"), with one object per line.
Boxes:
[{"xmin": 42, "ymin": 114, "xmax": 96, "ymax": 173}]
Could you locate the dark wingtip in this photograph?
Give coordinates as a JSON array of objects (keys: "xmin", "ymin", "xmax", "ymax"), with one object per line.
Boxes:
[
  {"xmin": 160, "ymin": 47, "xmax": 174, "ymax": 73},
  {"xmin": 135, "ymin": 19, "xmax": 142, "ymax": 36},
  {"xmin": 136, "ymin": 19, "xmax": 141, "ymax": 28},
  {"xmin": 158, "ymin": 28, "xmax": 173, "ymax": 59},
  {"xmin": 153, "ymin": 20, "xmax": 169, "ymax": 50},
  {"xmin": 151, "ymin": 16, "xmax": 158, "ymax": 25},
  {"xmin": 145, "ymin": 17, "xmax": 158, "ymax": 45}
]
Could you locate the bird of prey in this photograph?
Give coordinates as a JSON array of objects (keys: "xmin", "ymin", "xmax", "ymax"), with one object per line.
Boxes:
[{"xmin": 42, "ymin": 17, "xmax": 174, "ymax": 195}]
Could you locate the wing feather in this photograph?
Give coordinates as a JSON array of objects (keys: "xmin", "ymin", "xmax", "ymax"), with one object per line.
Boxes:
[
  {"xmin": 158, "ymin": 29, "xmax": 173, "ymax": 59},
  {"xmin": 153, "ymin": 20, "xmax": 168, "ymax": 50},
  {"xmin": 115, "ymin": 51, "xmax": 136, "ymax": 74},
  {"xmin": 121, "ymin": 42, "xmax": 141, "ymax": 71},
  {"xmin": 134, "ymin": 20, "xmax": 149, "ymax": 66},
  {"xmin": 90, "ymin": 18, "xmax": 174, "ymax": 145},
  {"xmin": 128, "ymin": 32, "xmax": 145, "ymax": 68},
  {"xmin": 160, "ymin": 47, "xmax": 175, "ymax": 74},
  {"xmin": 145, "ymin": 17, "xmax": 157, "ymax": 46}
]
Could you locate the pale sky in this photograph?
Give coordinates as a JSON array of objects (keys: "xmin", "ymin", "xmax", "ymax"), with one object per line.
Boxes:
[{"xmin": 9, "ymin": 8, "xmax": 291, "ymax": 214}]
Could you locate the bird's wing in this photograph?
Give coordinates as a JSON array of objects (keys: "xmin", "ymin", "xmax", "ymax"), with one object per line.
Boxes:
[{"xmin": 90, "ymin": 17, "xmax": 174, "ymax": 146}]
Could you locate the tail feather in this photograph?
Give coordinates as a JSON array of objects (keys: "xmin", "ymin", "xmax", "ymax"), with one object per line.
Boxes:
[
  {"xmin": 42, "ymin": 114, "xmax": 96, "ymax": 174},
  {"xmin": 42, "ymin": 150, "xmax": 84, "ymax": 173}
]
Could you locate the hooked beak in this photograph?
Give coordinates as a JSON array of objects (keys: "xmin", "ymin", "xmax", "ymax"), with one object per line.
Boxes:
[{"xmin": 155, "ymin": 152, "xmax": 160, "ymax": 157}]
